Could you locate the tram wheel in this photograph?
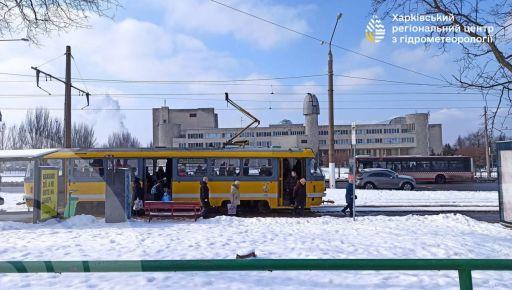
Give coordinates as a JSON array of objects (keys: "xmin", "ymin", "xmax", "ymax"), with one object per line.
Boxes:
[{"xmin": 257, "ymin": 201, "xmax": 271, "ymax": 214}]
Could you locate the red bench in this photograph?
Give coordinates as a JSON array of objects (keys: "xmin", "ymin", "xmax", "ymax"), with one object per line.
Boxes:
[{"xmin": 144, "ymin": 201, "xmax": 203, "ymax": 222}]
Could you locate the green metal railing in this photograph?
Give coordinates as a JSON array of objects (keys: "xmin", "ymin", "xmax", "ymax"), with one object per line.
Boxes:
[{"xmin": 1, "ymin": 259, "xmax": 511, "ymax": 290}]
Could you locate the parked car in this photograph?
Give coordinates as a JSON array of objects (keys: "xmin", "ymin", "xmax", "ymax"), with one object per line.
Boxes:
[{"xmin": 356, "ymin": 168, "xmax": 416, "ymax": 190}]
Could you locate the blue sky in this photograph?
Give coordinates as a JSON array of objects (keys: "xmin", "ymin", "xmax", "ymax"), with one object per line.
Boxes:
[{"xmin": 0, "ymin": 0, "xmax": 506, "ymax": 145}]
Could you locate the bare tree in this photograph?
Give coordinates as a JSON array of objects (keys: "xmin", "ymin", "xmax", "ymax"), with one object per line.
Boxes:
[
  {"xmin": 5, "ymin": 107, "xmax": 96, "ymax": 149},
  {"xmin": 105, "ymin": 131, "xmax": 141, "ymax": 148},
  {"xmin": 372, "ymin": 0, "xmax": 512, "ymax": 132},
  {"xmin": 0, "ymin": 0, "xmax": 119, "ymax": 42},
  {"xmin": 72, "ymin": 123, "xmax": 96, "ymax": 148},
  {"xmin": 24, "ymin": 107, "xmax": 62, "ymax": 148}
]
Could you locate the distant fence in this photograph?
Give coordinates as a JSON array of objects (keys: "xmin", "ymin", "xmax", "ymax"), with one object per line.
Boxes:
[{"xmin": 1, "ymin": 259, "xmax": 512, "ymax": 290}]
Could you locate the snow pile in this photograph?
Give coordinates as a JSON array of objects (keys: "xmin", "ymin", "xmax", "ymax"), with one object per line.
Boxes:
[
  {"xmin": 0, "ymin": 214, "xmax": 511, "ymax": 289},
  {"xmin": 0, "ymin": 193, "xmax": 29, "ymax": 212},
  {"xmin": 325, "ymin": 189, "xmax": 498, "ymax": 207}
]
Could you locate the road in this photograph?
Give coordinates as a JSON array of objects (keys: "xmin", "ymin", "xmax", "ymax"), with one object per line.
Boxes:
[{"xmin": 334, "ymin": 180, "xmax": 499, "ymax": 191}]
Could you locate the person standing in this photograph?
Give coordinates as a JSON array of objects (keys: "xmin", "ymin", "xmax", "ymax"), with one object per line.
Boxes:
[
  {"xmin": 293, "ymin": 178, "xmax": 307, "ymax": 216},
  {"xmin": 229, "ymin": 180, "xmax": 241, "ymax": 216},
  {"xmin": 284, "ymin": 170, "xmax": 298, "ymax": 205},
  {"xmin": 200, "ymin": 177, "xmax": 211, "ymax": 218},
  {"xmin": 341, "ymin": 181, "xmax": 355, "ymax": 216}
]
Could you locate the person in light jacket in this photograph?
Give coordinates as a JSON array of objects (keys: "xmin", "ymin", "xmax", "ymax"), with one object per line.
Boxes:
[{"xmin": 230, "ymin": 180, "xmax": 241, "ymax": 215}]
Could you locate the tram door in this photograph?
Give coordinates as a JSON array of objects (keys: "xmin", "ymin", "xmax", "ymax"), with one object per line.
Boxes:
[
  {"xmin": 280, "ymin": 158, "xmax": 306, "ymax": 206},
  {"xmin": 143, "ymin": 158, "xmax": 172, "ymax": 200}
]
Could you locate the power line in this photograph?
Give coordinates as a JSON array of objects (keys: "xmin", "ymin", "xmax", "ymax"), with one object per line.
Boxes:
[
  {"xmin": 0, "ymin": 70, "xmax": 452, "ymax": 88},
  {"xmin": 0, "ymin": 94, "xmax": 491, "ymax": 102},
  {"xmin": 208, "ymin": 0, "xmax": 446, "ymax": 82},
  {"xmin": 0, "ymin": 106, "xmax": 496, "ymax": 111}
]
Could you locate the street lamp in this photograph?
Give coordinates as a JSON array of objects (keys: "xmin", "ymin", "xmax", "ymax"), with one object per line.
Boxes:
[
  {"xmin": 327, "ymin": 13, "xmax": 342, "ymax": 189},
  {"xmin": 0, "ymin": 38, "xmax": 29, "ymax": 42}
]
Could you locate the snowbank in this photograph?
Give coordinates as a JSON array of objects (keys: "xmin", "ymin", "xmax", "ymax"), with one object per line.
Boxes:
[
  {"xmin": 0, "ymin": 193, "xmax": 29, "ymax": 213},
  {"xmin": 0, "ymin": 214, "xmax": 511, "ymax": 289},
  {"xmin": 324, "ymin": 189, "xmax": 498, "ymax": 207}
]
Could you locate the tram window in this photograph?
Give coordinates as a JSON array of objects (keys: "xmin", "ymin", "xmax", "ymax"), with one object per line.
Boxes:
[
  {"xmin": 242, "ymin": 158, "xmax": 273, "ymax": 177},
  {"xmin": 309, "ymin": 159, "xmax": 322, "ymax": 176},
  {"xmin": 177, "ymin": 158, "xmax": 207, "ymax": 177},
  {"xmin": 212, "ymin": 159, "xmax": 240, "ymax": 176},
  {"xmin": 71, "ymin": 159, "xmax": 104, "ymax": 179}
]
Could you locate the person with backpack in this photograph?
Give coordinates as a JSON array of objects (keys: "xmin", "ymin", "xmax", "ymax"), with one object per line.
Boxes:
[{"xmin": 150, "ymin": 179, "xmax": 165, "ymax": 201}]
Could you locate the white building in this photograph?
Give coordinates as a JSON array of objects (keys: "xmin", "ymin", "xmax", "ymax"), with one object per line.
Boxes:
[{"xmin": 153, "ymin": 94, "xmax": 442, "ymax": 165}]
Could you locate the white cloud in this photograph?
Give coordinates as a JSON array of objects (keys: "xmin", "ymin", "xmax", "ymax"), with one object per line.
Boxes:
[
  {"xmin": 160, "ymin": 0, "xmax": 313, "ymax": 50},
  {"xmin": 390, "ymin": 47, "xmax": 451, "ymax": 73},
  {"xmin": 430, "ymin": 108, "xmax": 482, "ymax": 144}
]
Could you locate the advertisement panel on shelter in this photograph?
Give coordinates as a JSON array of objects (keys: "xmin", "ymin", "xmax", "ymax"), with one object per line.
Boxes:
[
  {"xmin": 499, "ymin": 148, "xmax": 512, "ymax": 225},
  {"xmin": 40, "ymin": 167, "xmax": 59, "ymax": 220}
]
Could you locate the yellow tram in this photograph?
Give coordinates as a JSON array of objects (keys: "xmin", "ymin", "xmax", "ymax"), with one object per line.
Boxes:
[{"xmin": 24, "ymin": 147, "xmax": 325, "ymax": 214}]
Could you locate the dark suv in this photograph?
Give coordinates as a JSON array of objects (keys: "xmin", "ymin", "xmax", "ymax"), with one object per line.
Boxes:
[{"xmin": 355, "ymin": 168, "xmax": 416, "ymax": 190}]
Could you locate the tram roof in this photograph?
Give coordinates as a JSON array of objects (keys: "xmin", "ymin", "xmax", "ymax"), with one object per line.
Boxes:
[{"xmin": 40, "ymin": 147, "xmax": 316, "ymax": 159}]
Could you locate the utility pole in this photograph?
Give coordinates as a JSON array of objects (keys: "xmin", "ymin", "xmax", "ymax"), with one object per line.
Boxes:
[
  {"xmin": 327, "ymin": 13, "xmax": 342, "ymax": 189},
  {"xmin": 31, "ymin": 45, "xmax": 90, "ymax": 148},
  {"xmin": 64, "ymin": 46, "xmax": 72, "ymax": 148},
  {"xmin": 483, "ymin": 106, "xmax": 491, "ymax": 178}
]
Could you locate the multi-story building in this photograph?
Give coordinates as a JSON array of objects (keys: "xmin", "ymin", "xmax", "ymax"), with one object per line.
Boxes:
[{"xmin": 152, "ymin": 93, "xmax": 443, "ymax": 165}]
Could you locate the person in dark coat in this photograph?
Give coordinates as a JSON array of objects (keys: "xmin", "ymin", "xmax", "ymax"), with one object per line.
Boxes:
[
  {"xmin": 342, "ymin": 181, "xmax": 355, "ymax": 215},
  {"xmin": 293, "ymin": 178, "xmax": 307, "ymax": 216},
  {"xmin": 284, "ymin": 170, "xmax": 298, "ymax": 205},
  {"xmin": 200, "ymin": 177, "xmax": 211, "ymax": 218},
  {"xmin": 156, "ymin": 166, "xmax": 165, "ymax": 182}
]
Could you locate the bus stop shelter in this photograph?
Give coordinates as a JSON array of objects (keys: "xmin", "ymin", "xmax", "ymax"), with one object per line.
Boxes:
[
  {"xmin": 497, "ymin": 141, "xmax": 512, "ymax": 227},
  {"xmin": 0, "ymin": 149, "xmax": 60, "ymax": 223}
]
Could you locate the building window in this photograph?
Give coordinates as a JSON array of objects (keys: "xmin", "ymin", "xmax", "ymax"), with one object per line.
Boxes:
[
  {"xmin": 335, "ymin": 129, "xmax": 349, "ymax": 135},
  {"xmin": 256, "ymin": 140, "xmax": 271, "ymax": 147},
  {"xmin": 319, "ymin": 130, "xmax": 328, "ymax": 136},
  {"xmin": 272, "ymin": 131, "xmax": 289, "ymax": 137},
  {"xmin": 401, "ymin": 137, "xmax": 415, "ymax": 143},
  {"xmin": 291, "ymin": 130, "xmax": 305, "ymax": 136},
  {"xmin": 301, "ymin": 139, "xmax": 307, "ymax": 144},
  {"xmin": 319, "ymin": 140, "xmax": 326, "ymax": 145},
  {"xmin": 384, "ymin": 128, "xmax": 400, "ymax": 134},
  {"xmin": 256, "ymin": 131, "xmax": 271, "ymax": 137},
  {"xmin": 401, "ymin": 123, "xmax": 415, "ymax": 133},
  {"xmin": 188, "ymin": 142, "xmax": 204, "ymax": 148},
  {"xmin": 187, "ymin": 133, "xmax": 204, "ymax": 139},
  {"xmin": 178, "ymin": 143, "xmax": 187, "ymax": 148},
  {"xmin": 384, "ymin": 138, "xmax": 400, "ymax": 144},
  {"xmin": 189, "ymin": 113, "xmax": 197, "ymax": 118},
  {"xmin": 206, "ymin": 142, "xmax": 222, "ymax": 148}
]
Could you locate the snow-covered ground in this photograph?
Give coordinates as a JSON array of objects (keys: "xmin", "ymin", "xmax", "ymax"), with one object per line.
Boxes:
[
  {"xmin": 324, "ymin": 189, "xmax": 498, "ymax": 207},
  {"xmin": 0, "ymin": 214, "xmax": 511, "ymax": 289},
  {"xmin": 0, "ymin": 193, "xmax": 28, "ymax": 212}
]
